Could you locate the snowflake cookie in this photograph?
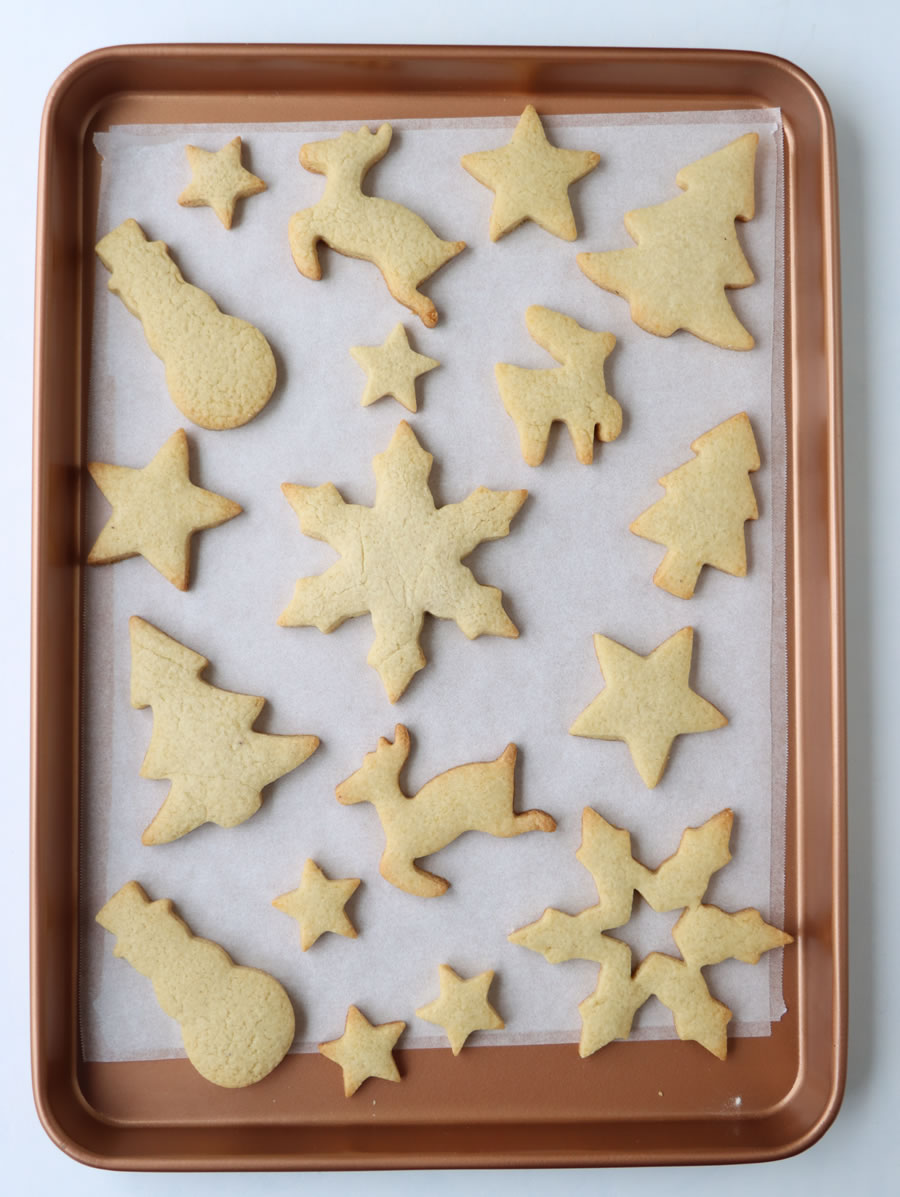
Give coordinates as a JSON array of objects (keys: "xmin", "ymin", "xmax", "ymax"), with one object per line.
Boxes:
[
  {"xmin": 278, "ymin": 421, "xmax": 527, "ymax": 702},
  {"xmin": 509, "ymin": 808, "xmax": 792, "ymax": 1059}
]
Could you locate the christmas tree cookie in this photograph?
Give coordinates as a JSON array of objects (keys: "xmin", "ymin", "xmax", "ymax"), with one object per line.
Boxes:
[
  {"xmin": 335, "ymin": 725, "xmax": 555, "ymax": 898},
  {"xmin": 509, "ymin": 808, "xmax": 792, "ymax": 1058},
  {"xmin": 97, "ymin": 881, "xmax": 295, "ymax": 1087},
  {"xmin": 631, "ymin": 412, "xmax": 761, "ymax": 598},
  {"xmin": 570, "ymin": 627, "xmax": 727, "ymax": 788},
  {"xmin": 87, "ymin": 429, "xmax": 242, "ymax": 590},
  {"xmin": 461, "ymin": 105, "xmax": 601, "ymax": 241},
  {"xmin": 578, "ymin": 132, "xmax": 759, "ymax": 350},
  {"xmin": 495, "ymin": 306, "xmax": 621, "ymax": 465},
  {"xmin": 289, "ymin": 124, "xmax": 465, "ymax": 327},
  {"xmin": 278, "ymin": 421, "xmax": 527, "ymax": 702},
  {"xmin": 130, "ymin": 617, "xmax": 319, "ymax": 844}
]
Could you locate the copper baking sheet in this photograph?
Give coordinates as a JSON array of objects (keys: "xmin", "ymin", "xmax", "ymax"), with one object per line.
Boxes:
[{"xmin": 31, "ymin": 44, "xmax": 845, "ymax": 1170}]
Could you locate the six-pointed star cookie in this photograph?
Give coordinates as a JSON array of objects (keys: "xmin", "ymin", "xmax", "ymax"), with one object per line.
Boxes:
[
  {"xmin": 278, "ymin": 420, "xmax": 527, "ymax": 702},
  {"xmin": 319, "ymin": 1005, "xmax": 405, "ymax": 1097},
  {"xmin": 87, "ymin": 429, "xmax": 242, "ymax": 590},
  {"xmin": 272, "ymin": 859, "xmax": 360, "ymax": 951},
  {"xmin": 349, "ymin": 323, "xmax": 439, "ymax": 412},
  {"xmin": 178, "ymin": 136, "xmax": 267, "ymax": 229},
  {"xmin": 569, "ymin": 627, "xmax": 727, "ymax": 788},
  {"xmin": 461, "ymin": 105, "xmax": 601, "ymax": 241},
  {"xmin": 416, "ymin": 964, "xmax": 505, "ymax": 1054}
]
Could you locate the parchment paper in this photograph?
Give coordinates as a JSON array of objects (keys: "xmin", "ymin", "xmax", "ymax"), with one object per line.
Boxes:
[{"xmin": 81, "ymin": 108, "xmax": 785, "ymax": 1061}]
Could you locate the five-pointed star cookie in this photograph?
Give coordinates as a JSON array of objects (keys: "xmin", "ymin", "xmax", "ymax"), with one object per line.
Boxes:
[
  {"xmin": 279, "ymin": 420, "xmax": 527, "ymax": 702},
  {"xmin": 319, "ymin": 1005, "xmax": 405, "ymax": 1097},
  {"xmin": 416, "ymin": 965, "xmax": 505, "ymax": 1054},
  {"xmin": 272, "ymin": 859, "xmax": 360, "ymax": 950},
  {"xmin": 178, "ymin": 136, "xmax": 267, "ymax": 229},
  {"xmin": 569, "ymin": 627, "xmax": 727, "ymax": 788},
  {"xmin": 349, "ymin": 323, "xmax": 440, "ymax": 413},
  {"xmin": 87, "ymin": 429, "xmax": 242, "ymax": 590},
  {"xmin": 461, "ymin": 105, "xmax": 601, "ymax": 241}
]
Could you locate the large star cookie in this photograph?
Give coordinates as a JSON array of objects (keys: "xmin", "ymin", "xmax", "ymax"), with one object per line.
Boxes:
[
  {"xmin": 178, "ymin": 136, "xmax": 267, "ymax": 229},
  {"xmin": 569, "ymin": 627, "xmax": 727, "ymax": 787},
  {"xmin": 350, "ymin": 323, "xmax": 439, "ymax": 412},
  {"xmin": 278, "ymin": 421, "xmax": 527, "ymax": 702},
  {"xmin": 272, "ymin": 860, "xmax": 360, "ymax": 951},
  {"xmin": 319, "ymin": 1005, "xmax": 405, "ymax": 1097},
  {"xmin": 87, "ymin": 429, "xmax": 242, "ymax": 590},
  {"xmin": 461, "ymin": 105, "xmax": 601, "ymax": 241},
  {"xmin": 416, "ymin": 965, "xmax": 505, "ymax": 1054}
]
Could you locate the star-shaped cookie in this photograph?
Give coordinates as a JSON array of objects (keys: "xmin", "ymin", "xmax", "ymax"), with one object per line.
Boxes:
[
  {"xmin": 87, "ymin": 429, "xmax": 242, "ymax": 590},
  {"xmin": 178, "ymin": 136, "xmax": 267, "ymax": 229},
  {"xmin": 416, "ymin": 965, "xmax": 505, "ymax": 1054},
  {"xmin": 272, "ymin": 859, "xmax": 360, "ymax": 951},
  {"xmin": 349, "ymin": 323, "xmax": 439, "ymax": 412},
  {"xmin": 279, "ymin": 420, "xmax": 527, "ymax": 702},
  {"xmin": 569, "ymin": 627, "xmax": 727, "ymax": 788},
  {"xmin": 319, "ymin": 1005, "xmax": 405, "ymax": 1097},
  {"xmin": 461, "ymin": 105, "xmax": 601, "ymax": 241}
]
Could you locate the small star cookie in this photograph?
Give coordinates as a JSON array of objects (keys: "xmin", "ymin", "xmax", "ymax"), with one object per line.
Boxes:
[
  {"xmin": 569, "ymin": 627, "xmax": 727, "ymax": 788},
  {"xmin": 416, "ymin": 965, "xmax": 505, "ymax": 1054},
  {"xmin": 350, "ymin": 323, "xmax": 439, "ymax": 412},
  {"xmin": 319, "ymin": 1005, "xmax": 405, "ymax": 1097},
  {"xmin": 272, "ymin": 860, "xmax": 360, "ymax": 951},
  {"xmin": 87, "ymin": 429, "xmax": 242, "ymax": 590},
  {"xmin": 178, "ymin": 136, "xmax": 267, "ymax": 229},
  {"xmin": 461, "ymin": 105, "xmax": 601, "ymax": 241}
]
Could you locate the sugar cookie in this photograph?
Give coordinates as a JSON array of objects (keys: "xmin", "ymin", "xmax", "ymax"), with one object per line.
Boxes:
[
  {"xmin": 130, "ymin": 616, "xmax": 319, "ymax": 844},
  {"xmin": 416, "ymin": 964, "xmax": 504, "ymax": 1053},
  {"xmin": 289, "ymin": 124, "xmax": 465, "ymax": 327},
  {"xmin": 178, "ymin": 136, "xmax": 267, "ymax": 229},
  {"xmin": 350, "ymin": 323, "xmax": 439, "ymax": 412},
  {"xmin": 278, "ymin": 420, "xmax": 527, "ymax": 702},
  {"xmin": 87, "ymin": 429, "xmax": 242, "ymax": 590},
  {"xmin": 272, "ymin": 859, "xmax": 360, "ymax": 950},
  {"xmin": 319, "ymin": 1005, "xmax": 405, "ymax": 1096},
  {"xmin": 495, "ymin": 306, "xmax": 620, "ymax": 465},
  {"xmin": 97, "ymin": 881, "xmax": 295, "ymax": 1087},
  {"xmin": 95, "ymin": 218, "xmax": 277, "ymax": 428},
  {"xmin": 578, "ymin": 133, "xmax": 758, "ymax": 350},
  {"xmin": 335, "ymin": 725, "xmax": 555, "ymax": 898}
]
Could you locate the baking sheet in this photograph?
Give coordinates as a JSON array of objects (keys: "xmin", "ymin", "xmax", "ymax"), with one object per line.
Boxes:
[{"xmin": 80, "ymin": 108, "xmax": 785, "ymax": 1064}]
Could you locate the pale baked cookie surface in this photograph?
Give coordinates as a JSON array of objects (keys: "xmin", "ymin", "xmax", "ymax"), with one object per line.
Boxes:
[
  {"xmin": 461, "ymin": 105, "xmax": 600, "ymax": 241},
  {"xmin": 510, "ymin": 808, "xmax": 792, "ymax": 1059},
  {"xmin": 416, "ymin": 964, "xmax": 505, "ymax": 1054},
  {"xmin": 578, "ymin": 132, "xmax": 759, "ymax": 350},
  {"xmin": 319, "ymin": 1005, "xmax": 405, "ymax": 1097},
  {"xmin": 495, "ymin": 306, "xmax": 621, "ymax": 465},
  {"xmin": 630, "ymin": 412, "xmax": 761, "ymax": 598},
  {"xmin": 97, "ymin": 881, "xmax": 295, "ymax": 1087},
  {"xmin": 129, "ymin": 616, "xmax": 319, "ymax": 844},
  {"xmin": 569, "ymin": 627, "xmax": 727, "ymax": 788},
  {"xmin": 335, "ymin": 725, "xmax": 555, "ymax": 898},
  {"xmin": 278, "ymin": 420, "xmax": 527, "ymax": 702},
  {"xmin": 350, "ymin": 322, "xmax": 439, "ymax": 412},
  {"xmin": 272, "ymin": 859, "xmax": 360, "ymax": 951},
  {"xmin": 95, "ymin": 218, "xmax": 277, "ymax": 428},
  {"xmin": 177, "ymin": 136, "xmax": 267, "ymax": 229},
  {"xmin": 87, "ymin": 428, "xmax": 241, "ymax": 589},
  {"xmin": 289, "ymin": 124, "xmax": 465, "ymax": 327}
]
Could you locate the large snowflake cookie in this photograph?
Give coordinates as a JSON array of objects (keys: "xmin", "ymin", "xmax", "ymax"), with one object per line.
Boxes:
[
  {"xmin": 278, "ymin": 421, "xmax": 527, "ymax": 702},
  {"xmin": 510, "ymin": 808, "xmax": 792, "ymax": 1058}
]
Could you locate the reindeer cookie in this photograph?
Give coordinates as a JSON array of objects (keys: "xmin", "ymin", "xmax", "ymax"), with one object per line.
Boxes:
[
  {"xmin": 335, "ymin": 725, "xmax": 556, "ymax": 898},
  {"xmin": 495, "ymin": 306, "xmax": 622, "ymax": 465},
  {"xmin": 97, "ymin": 881, "xmax": 295, "ymax": 1087},
  {"xmin": 289, "ymin": 124, "xmax": 465, "ymax": 327},
  {"xmin": 95, "ymin": 219, "xmax": 277, "ymax": 429}
]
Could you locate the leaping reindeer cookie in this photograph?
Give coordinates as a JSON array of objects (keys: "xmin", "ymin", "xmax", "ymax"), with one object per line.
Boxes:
[
  {"xmin": 336, "ymin": 725, "xmax": 556, "ymax": 898},
  {"xmin": 289, "ymin": 124, "xmax": 465, "ymax": 327}
]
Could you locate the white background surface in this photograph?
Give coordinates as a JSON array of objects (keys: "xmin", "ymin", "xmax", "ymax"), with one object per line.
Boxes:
[{"xmin": 3, "ymin": 0, "xmax": 896, "ymax": 1192}]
